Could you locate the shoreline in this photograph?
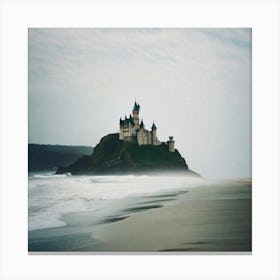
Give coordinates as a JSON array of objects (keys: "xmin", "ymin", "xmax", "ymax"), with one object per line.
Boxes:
[
  {"xmin": 28, "ymin": 179, "xmax": 251, "ymax": 252},
  {"xmin": 76, "ymin": 180, "xmax": 252, "ymax": 252}
]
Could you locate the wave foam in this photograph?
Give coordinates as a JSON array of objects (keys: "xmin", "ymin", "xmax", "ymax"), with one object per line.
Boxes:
[{"xmin": 28, "ymin": 174, "xmax": 204, "ymax": 230}]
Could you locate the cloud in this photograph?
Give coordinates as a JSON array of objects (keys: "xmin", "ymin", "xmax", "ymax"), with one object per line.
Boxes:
[{"xmin": 28, "ymin": 28, "xmax": 251, "ymax": 178}]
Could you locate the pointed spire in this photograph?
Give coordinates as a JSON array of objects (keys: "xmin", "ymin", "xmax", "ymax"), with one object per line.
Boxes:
[
  {"xmin": 151, "ymin": 122, "xmax": 157, "ymax": 130},
  {"xmin": 133, "ymin": 101, "xmax": 138, "ymax": 111},
  {"xmin": 133, "ymin": 101, "xmax": 140, "ymax": 111}
]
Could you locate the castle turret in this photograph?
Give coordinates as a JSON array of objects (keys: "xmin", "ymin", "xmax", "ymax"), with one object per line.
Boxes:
[
  {"xmin": 151, "ymin": 122, "xmax": 157, "ymax": 145},
  {"xmin": 132, "ymin": 101, "xmax": 140, "ymax": 126},
  {"xmin": 167, "ymin": 136, "xmax": 175, "ymax": 152},
  {"xmin": 119, "ymin": 118, "xmax": 123, "ymax": 140},
  {"xmin": 140, "ymin": 119, "xmax": 144, "ymax": 128}
]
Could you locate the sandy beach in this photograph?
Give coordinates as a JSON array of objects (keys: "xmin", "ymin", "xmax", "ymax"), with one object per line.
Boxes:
[
  {"xmin": 29, "ymin": 177, "xmax": 251, "ymax": 253},
  {"xmin": 79, "ymin": 180, "xmax": 252, "ymax": 252}
]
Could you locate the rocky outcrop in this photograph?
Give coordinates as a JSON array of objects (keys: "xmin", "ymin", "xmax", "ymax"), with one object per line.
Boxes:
[{"xmin": 56, "ymin": 133, "xmax": 197, "ymax": 175}]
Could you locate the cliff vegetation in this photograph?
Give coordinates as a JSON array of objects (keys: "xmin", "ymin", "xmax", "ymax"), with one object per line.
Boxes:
[{"xmin": 56, "ymin": 133, "xmax": 191, "ymax": 175}]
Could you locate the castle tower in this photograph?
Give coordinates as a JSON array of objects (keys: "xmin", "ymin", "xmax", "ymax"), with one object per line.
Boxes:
[
  {"xmin": 140, "ymin": 119, "xmax": 144, "ymax": 129},
  {"xmin": 151, "ymin": 122, "xmax": 157, "ymax": 145},
  {"xmin": 167, "ymin": 136, "xmax": 175, "ymax": 152},
  {"xmin": 132, "ymin": 101, "xmax": 140, "ymax": 127},
  {"xmin": 119, "ymin": 118, "xmax": 124, "ymax": 140}
]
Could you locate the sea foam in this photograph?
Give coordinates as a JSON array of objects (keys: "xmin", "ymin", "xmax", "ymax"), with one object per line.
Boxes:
[{"xmin": 28, "ymin": 173, "xmax": 203, "ymax": 231}]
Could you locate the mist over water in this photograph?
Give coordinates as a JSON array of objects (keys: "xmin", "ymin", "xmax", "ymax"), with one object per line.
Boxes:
[
  {"xmin": 28, "ymin": 29, "xmax": 252, "ymax": 179},
  {"xmin": 28, "ymin": 173, "xmax": 205, "ymax": 231}
]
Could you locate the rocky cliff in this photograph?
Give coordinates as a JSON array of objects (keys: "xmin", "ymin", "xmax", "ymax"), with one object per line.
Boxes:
[{"xmin": 56, "ymin": 133, "xmax": 196, "ymax": 175}]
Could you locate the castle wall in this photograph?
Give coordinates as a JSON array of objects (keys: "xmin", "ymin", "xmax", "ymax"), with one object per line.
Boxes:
[
  {"xmin": 137, "ymin": 128, "xmax": 149, "ymax": 145},
  {"xmin": 119, "ymin": 126, "xmax": 124, "ymax": 140},
  {"xmin": 131, "ymin": 124, "xmax": 140, "ymax": 136},
  {"xmin": 147, "ymin": 131, "xmax": 152, "ymax": 145},
  {"xmin": 137, "ymin": 132, "xmax": 143, "ymax": 145},
  {"xmin": 124, "ymin": 125, "xmax": 163, "ymax": 146},
  {"xmin": 122, "ymin": 123, "xmax": 133, "ymax": 142}
]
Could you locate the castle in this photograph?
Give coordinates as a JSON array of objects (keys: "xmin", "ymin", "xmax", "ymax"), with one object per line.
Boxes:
[{"xmin": 119, "ymin": 102, "xmax": 175, "ymax": 152}]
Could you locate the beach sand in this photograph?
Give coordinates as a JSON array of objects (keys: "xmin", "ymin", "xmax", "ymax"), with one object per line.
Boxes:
[{"xmin": 75, "ymin": 180, "xmax": 252, "ymax": 252}]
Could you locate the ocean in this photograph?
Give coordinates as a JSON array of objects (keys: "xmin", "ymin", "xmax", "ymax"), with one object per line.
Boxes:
[
  {"xmin": 28, "ymin": 173, "xmax": 251, "ymax": 252},
  {"xmin": 29, "ymin": 173, "xmax": 205, "ymax": 231}
]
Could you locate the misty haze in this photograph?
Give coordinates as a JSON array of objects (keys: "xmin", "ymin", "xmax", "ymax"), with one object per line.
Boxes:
[{"xmin": 28, "ymin": 28, "xmax": 251, "ymax": 252}]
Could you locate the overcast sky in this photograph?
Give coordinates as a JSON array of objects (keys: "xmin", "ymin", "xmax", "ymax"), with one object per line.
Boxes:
[{"xmin": 28, "ymin": 28, "xmax": 251, "ymax": 178}]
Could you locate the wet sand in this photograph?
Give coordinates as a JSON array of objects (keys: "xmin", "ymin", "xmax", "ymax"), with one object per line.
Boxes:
[
  {"xmin": 29, "ymin": 179, "xmax": 251, "ymax": 253},
  {"xmin": 76, "ymin": 180, "xmax": 252, "ymax": 252}
]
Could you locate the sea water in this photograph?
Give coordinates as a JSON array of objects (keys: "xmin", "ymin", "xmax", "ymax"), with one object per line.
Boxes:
[{"xmin": 28, "ymin": 173, "xmax": 204, "ymax": 231}]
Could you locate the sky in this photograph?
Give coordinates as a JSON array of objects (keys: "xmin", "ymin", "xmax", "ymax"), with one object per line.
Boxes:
[{"xmin": 28, "ymin": 28, "xmax": 251, "ymax": 178}]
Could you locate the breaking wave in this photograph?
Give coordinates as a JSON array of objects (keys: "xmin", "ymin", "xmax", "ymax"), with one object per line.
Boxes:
[{"xmin": 28, "ymin": 173, "xmax": 204, "ymax": 231}]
